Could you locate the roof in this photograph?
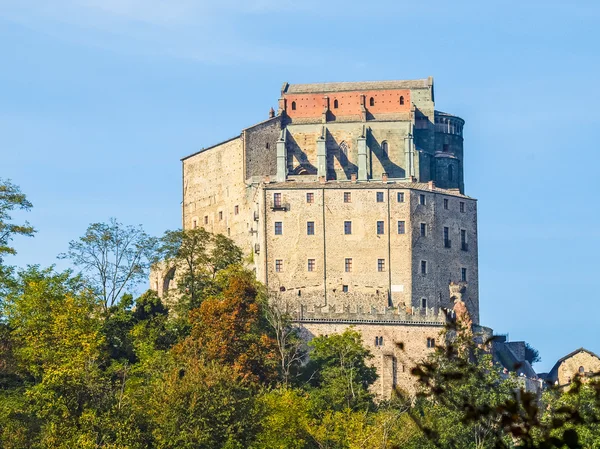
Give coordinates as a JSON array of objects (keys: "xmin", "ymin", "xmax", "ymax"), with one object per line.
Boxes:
[
  {"xmin": 283, "ymin": 78, "xmax": 432, "ymax": 95},
  {"xmin": 181, "ymin": 135, "xmax": 240, "ymax": 161},
  {"xmin": 548, "ymin": 348, "xmax": 600, "ymax": 380}
]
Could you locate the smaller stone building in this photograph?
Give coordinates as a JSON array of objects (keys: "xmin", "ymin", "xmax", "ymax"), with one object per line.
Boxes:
[{"xmin": 544, "ymin": 348, "xmax": 600, "ymax": 387}]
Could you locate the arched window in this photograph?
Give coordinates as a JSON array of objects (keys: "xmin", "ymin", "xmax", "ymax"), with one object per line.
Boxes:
[
  {"xmin": 379, "ymin": 336, "xmax": 384, "ymax": 346},
  {"xmin": 369, "ymin": 97, "xmax": 375, "ymax": 107},
  {"xmin": 421, "ymin": 298, "xmax": 427, "ymax": 309},
  {"xmin": 448, "ymin": 165, "xmax": 454, "ymax": 182},
  {"xmin": 579, "ymin": 366, "xmax": 585, "ymax": 374},
  {"xmin": 333, "ymin": 99, "xmax": 338, "ymax": 109},
  {"xmin": 399, "ymin": 96, "xmax": 405, "ymax": 105},
  {"xmin": 339, "ymin": 141, "xmax": 348, "ymax": 158},
  {"xmin": 291, "ymin": 101, "xmax": 296, "ymax": 110},
  {"xmin": 381, "ymin": 141, "xmax": 388, "ymax": 155}
]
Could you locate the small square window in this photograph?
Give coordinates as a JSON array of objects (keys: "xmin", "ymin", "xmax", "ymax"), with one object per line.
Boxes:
[
  {"xmin": 342, "ymin": 285, "xmax": 349, "ymax": 293},
  {"xmin": 274, "ymin": 193, "xmax": 282, "ymax": 207},
  {"xmin": 204, "ymin": 215, "xmax": 208, "ymax": 224},
  {"xmin": 461, "ymin": 268, "xmax": 467, "ymax": 282},
  {"xmin": 275, "ymin": 259, "xmax": 283, "ymax": 272},
  {"xmin": 460, "ymin": 201, "xmax": 465, "ymax": 213},
  {"xmin": 443, "ymin": 198, "xmax": 449, "ymax": 210},
  {"xmin": 421, "ymin": 260, "xmax": 427, "ymax": 275},
  {"xmin": 307, "ymin": 221, "xmax": 315, "ymax": 235},
  {"xmin": 308, "ymin": 259, "xmax": 316, "ymax": 272},
  {"xmin": 397, "ymin": 192, "xmax": 404, "ymax": 203},
  {"xmin": 219, "ymin": 211, "xmax": 223, "ymax": 221},
  {"xmin": 376, "ymin": 192, "xmax": 384, "ymax": 202},
  {"xmin": 234, "ymin": 205, "xmax": 239, "ymax": 215},
  {"xmin": 377, "ymin": 259, "xmax": 385, "ymax": 272},
  {"xmin": 397, "ymin": 221, "xmax": 405, "ymax": 234},
  {"xmin": 344, "ymin": 192, "xmax": 351, "ymax": 203},
  {"xmin": 345, "ymin": 258, "xmax": 352, "ymax": 272},
  {"xmin": 420, "ymin": 223, "xmax": 427, "ymax": 237},
  {"xmin": 306, "ymin": 192, "xmax": 314, "ymax": 203},
  {"xmin": 377, "ymin": 221, "xmax": 385, "ymax": 235},
  {"xmin": 344, "ymin": 221, "xmax": 352, "ymax": 235},
  {"xmin": 419, "ymin": 194, "xmax": 426, "ymax": 205},
  {"xmin": 274, "ymin": 222, "xmax": 283, "ymax": 235},
  {"xmin": 421, "ymin": 298, "xmax": 427, "ymax": 308}
]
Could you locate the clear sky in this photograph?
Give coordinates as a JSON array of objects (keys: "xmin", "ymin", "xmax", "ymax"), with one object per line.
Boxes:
[{"xmin": 1, "ymin": 0, "xmax": 599, "ymax": 373}]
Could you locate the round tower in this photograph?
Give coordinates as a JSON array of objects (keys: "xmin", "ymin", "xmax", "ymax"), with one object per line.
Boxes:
[{"xmin": 433, "ymin": 111, "xmax": 465, "ymax": 192}]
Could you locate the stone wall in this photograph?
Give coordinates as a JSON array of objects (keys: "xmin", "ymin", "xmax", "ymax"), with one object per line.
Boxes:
[
  {"xmin": 556, "ymin": 351, "xmax": 600, "ymax": 386},
  {"xmin": 244, "ymin": 116, "xmax": 281, "ymax": 180}
]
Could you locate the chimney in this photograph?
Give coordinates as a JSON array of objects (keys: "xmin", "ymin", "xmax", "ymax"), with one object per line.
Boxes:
[
  {"xmin": 269, "ymin": 107, "xmax": 275, "ymax": 118},
  {"xmin": 382, "ymin": 173, "xmax": 389, "ymax": 183},
  {"xmin": 264, "ymin": 175, "xmax": 271, "ymax": 184},
  {"xmin": 351, "ymin": 173, "xmax": 357, "ymax": 183},
  {"xmin": 428, "ymin": 180, "xmax": 435, "ymax": 190},
  {"xmin": 319, "ymin": 175, "xmax": 326, "ymax": 184}
]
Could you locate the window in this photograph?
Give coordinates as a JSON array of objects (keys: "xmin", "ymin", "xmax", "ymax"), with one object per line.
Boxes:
[
  {"xmin": 420, "ymin": 223, "xmax": 427, "ymax": 237},
  {"xmin": 421, "ymin": 260, "xmax": 427, "ymax": 275},
  {"xmin": 307, "ymin": 221, "xmax": 315, "ymax": 235},
  {"xmin": 579, "ymin": 366, "xmax": 585, "ymax": 374},
  {"xmin": 204, "ymin": 215, "xmax": 208, "ymax": 224},
  {"xmin": 461, "ymin": 268, "xmax": 467, "ymax": 282},
  {"xmin": 444, "ymin": 226, "xmax": 451, "ymax": 247},
  {"xmin": 397, "ymin": 192, "xmax": 405, "ymax": 202},
  {"xmin": 266, "ymin": 142, "xmax": 269, "ymax": 149},
  {"xmin": 375, "ymin": 336, "xmax": 384, "ymax": 346},
  {"xmin": 378, "ymin": 259, "xmax": 385, "ymax": 272},
  {"xmin": 291, "ymin": 101, "xmax": 296, "ymax": 110},
  {"xmin": 400, "ymin": 95, "xmax": 405, "ymax": 105},
  {"xmin": 333, "ymin": 99, "xmax": 338, "ymax": 109},
  {"xmin": 342, "ymin": 284, "xmax": 349, "ymax": 293},
  {"xmin": 377, "ymin": 221, "xmax": 385, "ymax": 235},
  {"xmin": 369, "ymin": 97, "xmax": 375, "ymax": 106},
  {"xmin": 275, "ymin": 259, "xmax": 283, "ymax": 272},
  {"xmin": 274, "ymin": 222, "xmax": 283, "ymax": 235},
  {"xmin": 192, "ymin": 219, "xmax": 197, "ymax": 229},
  {"xmin": 345, "ymin": 258, "xmax": 352, "ymax": 272},
  {"xmin": 306, "ymin": 192, "xmax": 314, "ymax": 203},
  {"xmin": 427, "ymin": 338, "xmax": 436, "ymax": 348},
  {"xmin": 339, "ymin": 141, "xmax": 348, "ymax": 157},
  {"xmin": 443, "ymin": 144, "xmax": 449, "ymax": 152},
  {"xmin": 419, "ymin": 194, "xmax": 426, "ymax": 205},
  {"xmin": 344, "ymin": 192, "xmax": 351, "ymax": 203},
  {"xmin": 274, "ymin": 193, "xmax": 282, "ymax": 207},
  {"xmin": 461, "ymin": 229, "xmax": 468, "ymax": 251},
  {"xmin": 381, "ymin": 141, "xmax": 388, "ymax": 155},
  {"xmin": 421, "ymin": 297, "xmax": 427, "ymax": 308},
  {"xmin": 448, "ymin": 165, "xmax": 454, "ymax": 182},
  {"xmin": 397, "ymin": 221, "xmax": 406, "ymax": 234},
  {"xmin": 234, "ymin": 205, "xmax": 239, "ymax": 215},
  {"xmin": 308, "ymin": 259, "xmax": 316, "ymax": 272},
  {"xmin": 344, "ymin": 221, "xmax": 352, "ymax": 235},
  {"xmin": 460, "ymin": 201, "xmax": 465, "ymax": 213},
  {"xmin": 443, "ymin": 198, "xmax": 449, "ymax": 210},
  {"xmin": 219, "ymin": 211, "xmax": 223, "ymax": 221},
  {"xmin": 376, "ymin": 191, "xmax": 384, "ymax": 202}
]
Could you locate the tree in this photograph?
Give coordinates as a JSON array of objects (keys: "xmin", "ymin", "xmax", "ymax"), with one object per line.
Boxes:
[
  {"xmin": 0, "ymin": 179, "xmax": 35, "ymax": 263},
  {"xmin": 158, "ymin": 228, "xmax": 242, "ymax": 311},
  {"xmin": 525, "ymin": 342, "xmax": 541, "ymax": 365},
  {"xmin": 60, "ymin": 218, "xmax": 158, "ymax": 311}
]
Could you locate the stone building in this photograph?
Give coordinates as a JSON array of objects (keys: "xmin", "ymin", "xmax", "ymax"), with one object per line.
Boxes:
[
  {"xmin": 151, "ymin": 77, "xmax": 479, "ymax": 396},
  {"xmin": 542, "ymin": 348, "xmax": 600, "ymax": 387}
]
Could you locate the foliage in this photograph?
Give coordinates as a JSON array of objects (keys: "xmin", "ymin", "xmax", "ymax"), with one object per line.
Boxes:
[
  {"xmin": 0, "ymin": 179, "xmax": 35, "ymax": 263},
  {"xmin": 59, "ymin": 218, "xmax": 158, "ymax": 310},
  {"xmin": 525, "ymin": 342, "xmax": 542, "ymax": 365}
]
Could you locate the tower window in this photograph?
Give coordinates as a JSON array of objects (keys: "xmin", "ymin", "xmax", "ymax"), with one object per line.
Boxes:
[
  {"xmin": 344, "ymin": 221, "xmax": 352, "ymax": 235},
  {"xmin": 378, "ymin": 259, "xmax": 385, "ymax": 272},
  {"xmin": 234, "ymin": 205, "xmax": 239, "ymax": 215},
  {"xmin": 192, "ymin": 219, "xmax": 197, "ymax": 229},
  {"xmin": 306, "ymin": 192, "xmax": 314, "ymax": 203},
  {"xmin": 219, "ymin": 211, "xmax": 223, "ymax": 221},
  {"xmin": 444, "ymin": 226, "xmax": 451, "ymax": 247},
  {"xmin": 397, "ymin": 221, "xmax": 405, "ymax": 234},
  {"xmin": 376, "ymin": 192, "xmax": 384, "ymax": 202},
  {"xmin": 419, "ymin": 194, "xmax": 426, "ymax": 205},
  {"xmin": 342, "ymin": 284, "xmax": 349, "ymax": 293},
  {"xmin": 377, "ymin": 221, "xmax": 385, "ymax": 235},
  {"xmin": 274, "ymin": 193, "xmax": 282, "ymax": 207},
  {"xmin": 381, "ymin": 141, "xmax": 388, "ymax": 156},
  {"xmin": 375, "ymin": 336, "xmax": 384, "ymax": 346},
  {"xmin": 274, "ymin": 222, "xmax": 283, "ymax": 235},
  {"xmin": 421, "ymin": 297, "xmax": 427, "ymax": 308},
  {"xmin": 461, "ymin": 267, "xmax": 467, "ymax": 282},
  {"xmin": 397, "ymin": 192, "xmax": 404, "ymax": 203},
  {"xmin": 291, "ymin": 101, "xmax": 296, "ymax": 110},
  {"xmin": 307, "ymin": 221, "xmax": 315, "ymax": 235},
  {"xmin": 275, "ymin": 259, "xmax": 283, "ymax": 272},
  {"xmin": 421, "ymin": 260, "xmax": 427, "ymax": 275},
  {"xmin": 333, "ymin": 99, "xmax": 338, "ymax": 109},
  {"xmin": 308, "ymin": 259, "xmax": 316, "ymax": 272},
  {"xmin": 344, "ymin": 192, "xmax": 351, "ymax": 203},
  {"xmin": 420, "ymin": 223, "xmax": 427, "ymax": 237},
  {"xmin": 444, "ymin": 198, "xmax": 449, "ymax": 210},
  {"xmin": 579, "ymin": 366, "xmax": 585, "ymax": 374},
  {"xmin": 400, "ymin": 96, "xmax": 405, "ymax": 105},
  {"xmin": 369, "ymin": 97, "xmax": 375, "ymax": 106},
  {"xmin": 443, "ymin": 144, "xmax": 449, "ymax": 152},
  {"xmin": 427, "ymin": 338, "xmax": 436, "ymax": 348},
  {"xmin": 460, "ymin": 201, "xmax": 465, "ymax": 213},
  {"xmin": 204, "ymin": 215, "xmax": 208, "ymax": 225},
  {"xmin": 461, "ymin": 229, "xmax": 468, "ymax": 251},
  {"xmin": 345, "ymin": 258, "xmax": 352, "ymax": 272}
]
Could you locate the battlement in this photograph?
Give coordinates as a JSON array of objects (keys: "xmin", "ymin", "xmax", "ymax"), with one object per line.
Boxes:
[{"xmin": 294, "ymin": 303, "xmax": 448, "ymax": 326}]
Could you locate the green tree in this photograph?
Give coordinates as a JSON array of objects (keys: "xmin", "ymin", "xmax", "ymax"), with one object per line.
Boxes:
[
  {"xmin": 60, "ymin": 218, "xmax": 158, "ymax": 311},
  {"xmin": 0, "ymin": 179, "xmax": 35, "ymax": 264}
]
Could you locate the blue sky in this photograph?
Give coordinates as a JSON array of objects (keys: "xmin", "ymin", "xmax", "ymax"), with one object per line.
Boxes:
[{"xmin": 1, "ymin": 0, "xmax": 599, "ymax": 372}]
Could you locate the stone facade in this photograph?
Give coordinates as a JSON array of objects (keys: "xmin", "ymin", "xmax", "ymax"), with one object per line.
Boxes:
[
  {"xmin": 154, "ymin": 77, "xmax": 479, "ymax": 397},
  {"xmin": 547, "ymin": 348, "xmax": 600, "ymax": 387}
]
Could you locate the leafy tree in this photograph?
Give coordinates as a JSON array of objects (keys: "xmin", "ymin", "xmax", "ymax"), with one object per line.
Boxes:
[
  {"xmin": 525, "ymin": 342, "xmax": 541, "ymax": 365},
  {"xmin": 306, "ymin": 328, "xmax": 377, "ymax": 413},
  {"xmin": 159, "ymin": 228, "xmax": 242, "ymax": 311},
  {"xmin": 0, "ymin": 179, "xmax": 35, "ymax": 264},
  {"xmin": 60, "ymin": 218, "xmax": 158, "ymax": 310}
]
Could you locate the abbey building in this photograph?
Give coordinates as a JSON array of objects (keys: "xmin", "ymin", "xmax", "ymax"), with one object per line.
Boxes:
[{"xmin": 152, "ymin": 77, "xmax": 479, "ymax": 395}]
